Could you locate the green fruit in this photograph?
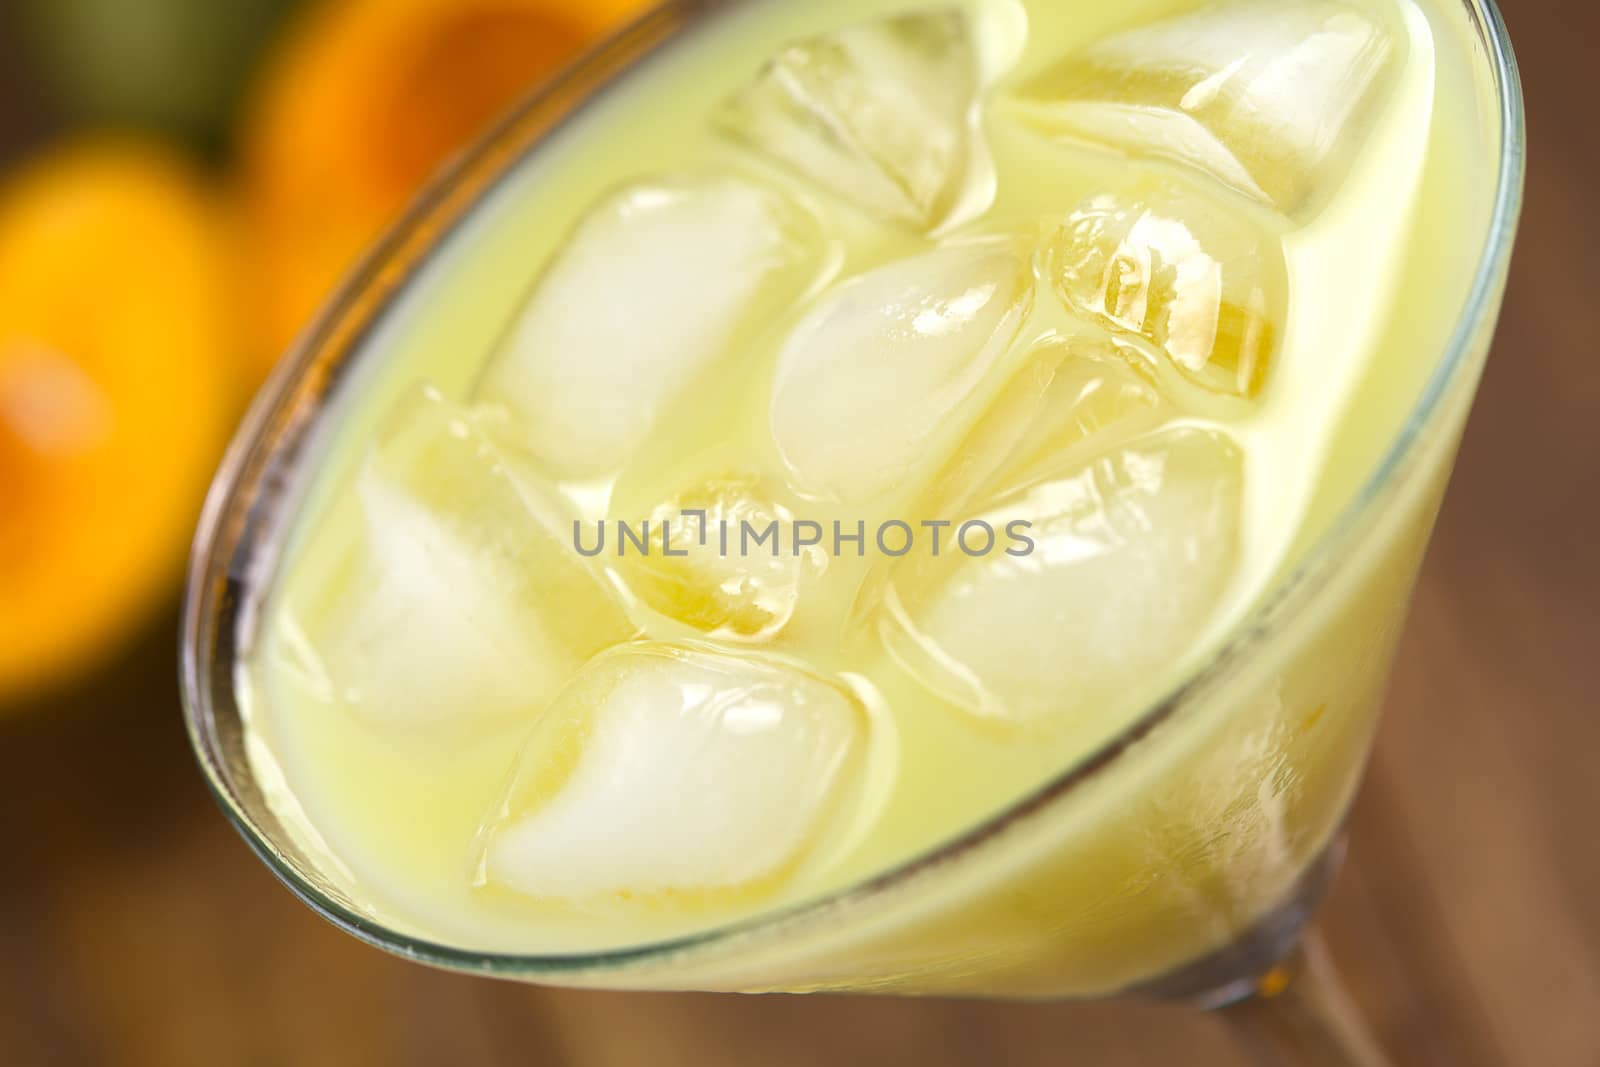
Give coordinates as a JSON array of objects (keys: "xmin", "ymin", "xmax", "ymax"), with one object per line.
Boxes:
[{"xmin": 18, "ymin": 0, "xmax": 300, "ymax": 146}]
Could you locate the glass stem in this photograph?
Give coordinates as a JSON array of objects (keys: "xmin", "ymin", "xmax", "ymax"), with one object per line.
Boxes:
[{"xmin": 1219, "ymin": 931, "xmax": 1393, "ymax": 1067}]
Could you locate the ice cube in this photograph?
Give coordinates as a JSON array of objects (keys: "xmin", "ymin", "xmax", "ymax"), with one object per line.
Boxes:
[
  {"xmin": 923, "ymin": 336, "xmax": 1166, "ymax": 519},
  {"xmin": 1044, "ymin": 183, "xmax": 1286, "ymax": 400},
  {"xmin": 620, "ymin": 476, "xmax": 821, "ymax": 641},
  {"xmin": 1011, "ymin": 0, "xmax": 1399, "ymax": 218},
  {"xmin": 477, "ymin": 644, "xmax": 865, "ymax": 903},
  {"xmin": 718, "ymin": 10, "xmax": 984, "ymax": 228},
  {"xmin": 770, "ymin": 238, "xmax": 1034, "ymax": 503},
  {"xmin": 477, "ymin": 173, "xmax": 828, "ymax": 480},
  {"xmin": 298, "ymin": 386, "xmax": 634, "ymax": 731},
  {"xmin": 883, "ymin": 428, "xmax": 1243, "ymax": 728}
]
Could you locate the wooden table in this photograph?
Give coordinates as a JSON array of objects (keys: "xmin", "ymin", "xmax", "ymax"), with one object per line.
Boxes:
[{"xmin": 1, "ymin": 0, "xmax": 1594, "ymax": 1062}]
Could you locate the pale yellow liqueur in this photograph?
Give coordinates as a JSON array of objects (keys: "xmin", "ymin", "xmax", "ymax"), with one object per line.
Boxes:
[{"xmin": 243, "ymin": 0, "xmax": 1503, "ymax": 997}]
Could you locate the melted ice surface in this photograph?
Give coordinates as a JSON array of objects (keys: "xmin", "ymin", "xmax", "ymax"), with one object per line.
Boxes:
[
  {"xmin": 885, "ymin": 428, "xmax": 1244, "ymax": 728},
  {"xmin": 290, "ymin": 387, "xmax": 633, "ymax": 732},
  {"xmin": 719, "ymin": 10, "xmax": 984, "ymax": 227},
  {"xmin": 770, "ymin": 239, "xmax": 1034, "ymax": 503},
  {"xmin": 478, "ymin": 646, "xmax": 865, "ymax": 902},
  {"xmin": 1011, "ymin": 0, "xmax": 1401, "ymax": 218},
  {"xmin": 478, "ymin": 173, "xmax": 828, "ymax": 480},
  {"xmin": 1046, "ymin": 181, "xmax": 1287, "ymax": 400}
]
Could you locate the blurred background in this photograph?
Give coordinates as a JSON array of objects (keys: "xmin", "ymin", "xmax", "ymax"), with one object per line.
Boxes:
[{"xmin": 0, "ymin": 0, "xmax": 1594, "ymax": 1064}]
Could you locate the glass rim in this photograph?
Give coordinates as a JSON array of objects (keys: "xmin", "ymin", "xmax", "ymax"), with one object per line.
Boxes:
[{"xmin": 181, "ymin": 0, "xmax": 1528, "ymax": 979}]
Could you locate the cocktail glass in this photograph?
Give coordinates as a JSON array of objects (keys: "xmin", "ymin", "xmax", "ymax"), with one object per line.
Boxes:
[{"xmin": 180, "ymin": 1, "xmax": 1525, "ymax": 1062}]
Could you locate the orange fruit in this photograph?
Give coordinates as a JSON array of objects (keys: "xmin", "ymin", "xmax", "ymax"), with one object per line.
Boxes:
[
  {"xmin": 238, "ymin": 0, "xmax": 650, "ymax": 375},
  {"xmin": 0, "ymin": 139, "xmax": 237, "ymax": 702}
]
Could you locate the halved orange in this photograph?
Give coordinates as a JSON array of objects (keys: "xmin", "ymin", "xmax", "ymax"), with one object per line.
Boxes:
[{"xmin": 0, "ymin": 139, "xmax": 237, "ymax": 703}]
